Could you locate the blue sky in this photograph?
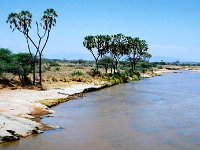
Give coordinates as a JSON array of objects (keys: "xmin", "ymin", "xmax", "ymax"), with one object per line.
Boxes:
[{"xmin": 0, "ymin": 0, "xmax": 200, "ymax": 62}]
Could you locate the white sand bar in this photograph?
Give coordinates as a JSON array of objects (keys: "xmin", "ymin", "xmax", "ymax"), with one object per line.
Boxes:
[{"xmin": 0, "ymin": 84, "xmax": 100, "ymax": 143}]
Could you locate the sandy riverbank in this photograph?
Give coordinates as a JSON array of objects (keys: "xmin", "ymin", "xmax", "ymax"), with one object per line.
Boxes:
[
  {"xmin": 0, "ymin": 84, "xmax": 101, "ymax": 143},
  {"xmin": 140, "ymin": 68, "xmax": 181, "ymax": 78}
]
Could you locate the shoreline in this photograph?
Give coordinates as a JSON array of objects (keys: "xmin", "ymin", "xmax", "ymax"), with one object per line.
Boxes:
[
  {"xmin": 0, "ymin": 84, "xmax": 103, "ymax": 143},
  {"xmin": 0, "ymin": 68, "xmax": 198, "ymax": 144}
]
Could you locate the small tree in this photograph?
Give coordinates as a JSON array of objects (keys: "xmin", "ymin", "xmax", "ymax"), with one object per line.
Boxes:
[
  {"xmin": 83, "ymin": 36, "xmax": 96, "ymax": 68},
  {"xmin": 11, "ymin": 53, "xmax": 32, "ymax": 86}
]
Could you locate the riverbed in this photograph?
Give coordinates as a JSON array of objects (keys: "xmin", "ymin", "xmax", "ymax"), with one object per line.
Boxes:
[{"xmin": 1, "ymin": 71, "xmax": 200, "ymax": 150}]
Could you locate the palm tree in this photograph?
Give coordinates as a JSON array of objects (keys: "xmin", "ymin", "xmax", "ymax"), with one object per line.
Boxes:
[
  {"xmin": 109, "ymin": 33, "xmax": 127, "ymax": 73},
  {"xmin": 7, "ymin": 9, "xmax": 58, "ymax": 85},
  {"xmin": 38, "ymin": 8, "xmax": 58, "ymax": 85},
  {"xmin": 7, "ymin": 11, "xmax": 37, "ymax": 84},
  {"xmin": 18, "ymin": 11, "xmax": 32, "ymax": 33},
  {"xmin": 7, "ymin": 13, "xmax": 19, "ymax": 31},
  {"xmin": 126, "ymin": 37, "xmax": 149, "ymax": 73},
  {"xmin": 83, "ymin": 36, "xmax": 98, "ymax": 70},
  {"xmin": 41, "ymin": 8, "xmax": 58, "ymax": 30},
  {"xmin": 83, "ymin": 35, "xmax": 110, "ymax": 72}
]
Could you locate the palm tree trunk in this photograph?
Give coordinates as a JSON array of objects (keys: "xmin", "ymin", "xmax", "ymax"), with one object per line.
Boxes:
[
  {"xmin": 105, "ymin": 65, "xmax": 108, "ymax": 74},
  {"xmin": 39, "ymin": 53, "xmax": 42, "ymax": 85},
  {"xmin": 115, "ymin": 61, "xmax": 118, "ymax": 72},
  {"xmin": 133, "ymin": 61, "xmax": 136, "ymax": 72},
  {"xmin": 32, "ymin": 60, "xmax": 36, "ymax": 85},
  {"xmin": 95, "ymin": 59, "xmax": 98, "ymax": 72},
  {"xmin": 130, "ymin": 61, "xmax": 134, "ymax": 73},
  {"xmin": 113, "ymin": 65, "xmax": 116, "ymax": 74}
]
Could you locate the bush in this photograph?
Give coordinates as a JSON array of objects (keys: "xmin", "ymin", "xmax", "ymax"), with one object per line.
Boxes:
[
  {"xmin": 109, "ymin": 72, "xmax": 129, "ymax": 84},
  {"xmin": 49, "ymin": 61, "xmax": 60, "ymax": 67},
  {"xmin": 87, "ymin": 69, "xmax": 101, "ymax": 77},
  {"xmin": 10, "ymin": 53, "xmax": 32, "ymax": 86},
  {"xmin": 0, "ymin": 78, "xmax": 13, "ymax": 86},
  {"xmin": 55, "ymin": 67, "xmax": 60, "ymax": 71},
  {"xmin": 136, "ymin": 62, "xmax": 152, "ymax": 71},
  {"xmin": 71, "ymin": 70, "xmax": 83, "ymax": 76},
  {"xmin": 141, "ymin": 68, "xmax": 148, "ymax": 73}
]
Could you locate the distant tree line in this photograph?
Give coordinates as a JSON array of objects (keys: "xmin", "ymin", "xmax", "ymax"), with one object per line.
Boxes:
[{"xmin": 83, "ymin": 33, "xmax": 152, "ymax": 74}]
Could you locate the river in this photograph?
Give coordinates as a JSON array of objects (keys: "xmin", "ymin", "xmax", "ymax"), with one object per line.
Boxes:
[{"xmin": 1, "ymin": 71, "xmax": 200, "ymax": 150}]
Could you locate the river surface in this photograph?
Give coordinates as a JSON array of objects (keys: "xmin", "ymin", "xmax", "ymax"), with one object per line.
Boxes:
[{"xmin": 1, "ymin": 71, "xmax": 200, "ymax": 150}]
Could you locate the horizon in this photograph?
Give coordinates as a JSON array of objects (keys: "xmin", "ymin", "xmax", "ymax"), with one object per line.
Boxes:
[{"xmin": 0, "ymin": 0, "xmax": 200, "ymax": 62}]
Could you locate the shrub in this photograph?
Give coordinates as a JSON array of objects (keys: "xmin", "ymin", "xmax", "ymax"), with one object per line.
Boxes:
[
  {"xmin": 51, "ymin": 76, "xmax": 59, "ymax": 82},
  {"xmin": 55, "ymin": 67, "xmax": 60, "ymax": 71},
  {"xmin": 71, "ymin": 70, "xmax": 83, "ymax": 76},
  {"xmin": 49, "ymin": 61, "xmax": 60, "ymax": 67},
  {"xmin": 87, "ymin": 69, "xmax": 101, "ymax": 77},
  {"xmin": 10, "ymin": 53, "xmax": 32, "ymax": 86},
  {"xmin": 109, "ymin": 72, "xmax": 129, "ymax": 84}
]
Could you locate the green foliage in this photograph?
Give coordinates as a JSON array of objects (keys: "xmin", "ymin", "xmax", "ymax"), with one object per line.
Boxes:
[
  {"xmin": 49, "ymin": 61, "xmax": 60, "ymax": 67},
  {"xmin": 77, "ymin": 59, "xmax": 86, "ymax": 65},
  {"xmin": 136, "ymin": 62, "xmax": 152, "ymax": 72},
  {"xmin": 83, "ymin": 34, "xmax": 151, "ymax": 74},
  {"xmin": 0, "ymin": 48, "xmax": 12, "ymax": 61},
  {"xmin": 71, "ymin": 70, "xmax": 83, "ymax": 77},
  {"xmin": 108, "ymin": 72, "xmax": 129, "ymax": 85},
  {"xmin": 55, "ymin": 67, "xmax": 60, "ymax": 71},
  {"xmin": 87, "ymin": 69, "xmax": 101, "ymax": 77},
  {"xmin": 10, "ymin": 53, "xmax": 32, "ymax": 86},
  {"xmin": 158, "ymin": 65, "xmax": 163, "ymax": 69},
  {"xmin": 0, "ymin": 48, "xmax": 35, "ymax": 85},
  {"xmin": 0, "ymin": 48, "xmax": 12, "ymax": 75},
  {"xmin": 83, "ymin": 35, "xmax": 111, "ymax": 71},
  {"xmin": 98, "ymin": 56, "xmax": 113, "ymax": 66},
  {"xmin": 99, "ymin": 56, "xmax": 113, "ymax": 73},
  {"xmin": 172, "ymin": 60, "xmax": 180, "ymax": 66},
  {"xmin": 137, "ymin": 62, "xmax": 151, "ymax": 69}
]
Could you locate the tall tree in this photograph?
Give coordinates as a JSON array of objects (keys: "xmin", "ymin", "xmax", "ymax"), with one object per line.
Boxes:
[
  {"xmin": 7, "ymin": 11, "xmax": 37, "ymax": 82},
  {"xmin": 83, "ymin": 35, "xmax": 108, "ymax": 72},
  {"xmin": 109, "ymin": 34, "xmax": 127, "ymax": 73},
  {"xmin": 83, "ymin": 36, "xmax": 97, "ymax": 70},
  {"xmin": 38, "ymin": 8, "xmax": 58, "ymax": 84},
  {"xmin": 126, "ymin": 37, "xmax": 149, "ymax": 73},
  {"xmin": 7, "ymin": 9, "xmax": 58, "ymax": 85}
]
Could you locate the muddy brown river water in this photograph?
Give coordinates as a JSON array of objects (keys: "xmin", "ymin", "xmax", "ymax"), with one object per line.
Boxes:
[{"xmin": 1, "ymin": 71, "xmax": 200, "ymax": 150}]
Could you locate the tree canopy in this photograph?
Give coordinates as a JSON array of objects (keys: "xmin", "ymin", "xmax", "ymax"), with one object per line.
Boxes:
[{"xmin": 83, "ymin": 34, "xmax": 151, "ymax": 74}]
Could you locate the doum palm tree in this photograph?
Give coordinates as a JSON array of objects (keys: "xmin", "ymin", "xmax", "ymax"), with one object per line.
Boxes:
[{"xmin": 7, "ymin": 8, "xmax": 58, "ymax": 85}]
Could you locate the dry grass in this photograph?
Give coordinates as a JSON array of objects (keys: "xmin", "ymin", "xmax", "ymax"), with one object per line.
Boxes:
[{"xmin": 0, "ymin": 62, "xmax": 108, "ymax": 90}]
